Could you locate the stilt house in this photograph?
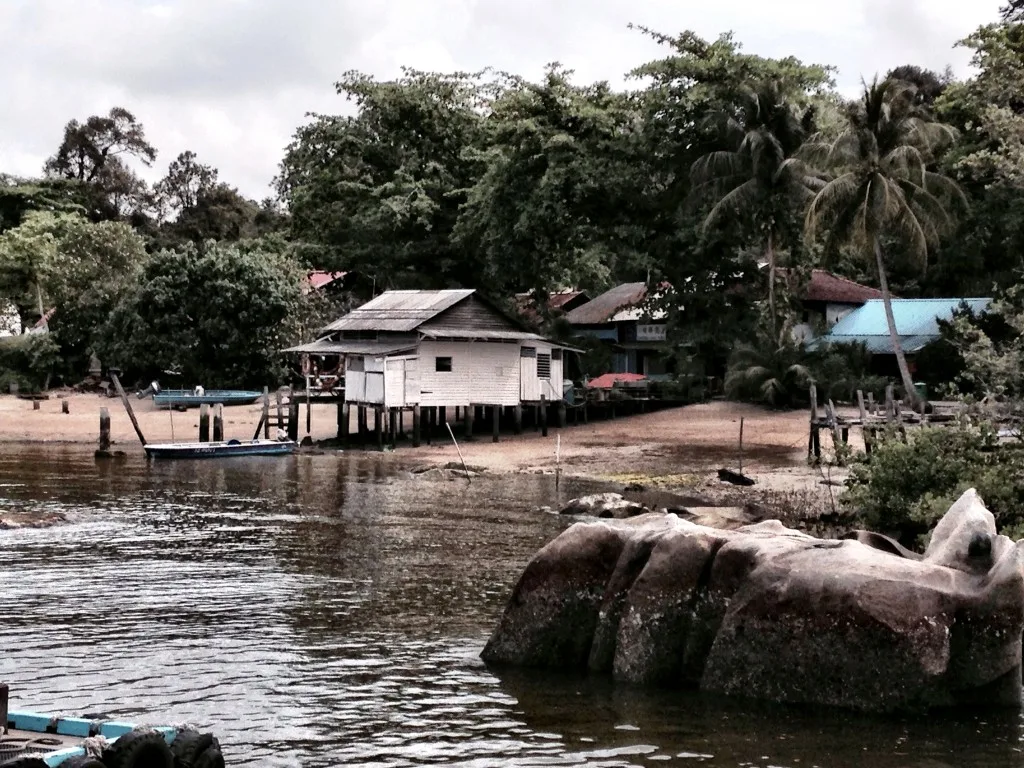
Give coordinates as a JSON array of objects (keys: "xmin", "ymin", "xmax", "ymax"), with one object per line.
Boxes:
[{"xmin": 286, "ymin": 289, "xmax": 575, "ymax": 410}]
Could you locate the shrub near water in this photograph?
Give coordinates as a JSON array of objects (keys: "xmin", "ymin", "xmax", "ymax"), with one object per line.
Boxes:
[{"xmin": 843, "ymin": 423, "xmax": 1024, "ymax": 544}]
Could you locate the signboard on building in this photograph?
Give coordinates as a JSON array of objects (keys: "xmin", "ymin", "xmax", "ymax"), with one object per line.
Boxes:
[{"xmin": 636, "ymin": 324, "xmax": 667, "ymax": 342}]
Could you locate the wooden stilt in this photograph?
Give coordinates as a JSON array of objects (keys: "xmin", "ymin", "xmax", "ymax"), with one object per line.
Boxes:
[
  {"xmin": 413, "ymin": 405, "xmax": 421, "ymax": 447},
  {"xmin": 213, "ymin": 403, "xmax": 225, "ymax": 442},
  {"xmin": 358, "ymin": 406, "xmax": 367, "ymax": 442},
  {"xmin": 464, "ymin": 403, "xmax": 473, "ymax": 440},
  {"xmin": 492, "ymin": 404, "xmax": 500, "ymax": 443},
  {"xmin": 514, "ymin": 404, "xmax": 523, "ymax": 434},
  {"xmin": 287, "ymin": 398, "xmax": 299, "ymax": 442},
  {"xmin": 339, "ymin": 401, "xmax": 349, "ymax": 443},
  {"xmin": 199, "ymin": 404, "xmax": 210, "ymax": 442},
  {"xmin": 808, "ymin": 384, "xmax": 819, "ymax": 462},
  {"xmin": 389, "ymin": 407, "xmax": 398, "ymax": 446},
  {"xmin": 97, "ymin": 407, "xmax": 111, "ymax": 456},
  {"xmin": 275, "ymin": 388, "xmax": 284, "ymax": 434},
  {"xmin": 557, "ymin": 400, "xmax": 567, "ymax": 428},
  {"xmin": 425, "ymin": 407, "xmax": 433, "ymax": 445},
  {"xmin": 262, "ymin": 387, "xmax": 270, "ymax": 439},
  {"xmin": 374, "ymin": 408, "xmax": 383, "ymax": 451},
  {"xmin": 540, "ymin": 394, "xmax": 548, "ymax": 437}
]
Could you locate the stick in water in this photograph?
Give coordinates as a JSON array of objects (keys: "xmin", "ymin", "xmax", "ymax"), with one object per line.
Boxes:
[
  {"xmin": 446, "ymin": 422, "xmax": 471, "ymax": 484},
  {"xmin": 556, "ymin": 433, "xmax": 561, "ymax": 491},
  {"xmin": 738, "ymin": 417, "xmax": 744, "ymax": 476}
]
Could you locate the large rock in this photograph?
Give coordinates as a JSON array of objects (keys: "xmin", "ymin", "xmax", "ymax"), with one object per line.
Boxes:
[{"xmin": 482, "ymin": 489, "xmax": 1024, "ymax": 712}]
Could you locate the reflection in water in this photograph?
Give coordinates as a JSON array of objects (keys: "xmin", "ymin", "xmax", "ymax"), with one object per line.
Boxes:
[{"xmin": 0, "ymin": 447, "xmax": 1021, "ymax": 767}]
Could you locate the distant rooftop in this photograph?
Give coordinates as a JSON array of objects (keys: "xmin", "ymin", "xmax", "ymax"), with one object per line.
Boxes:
[
  {"xmin": 816, "ymin": 298, "xmax": 991, "ymax": 354},
  {"xmin": 785, "ymin": 269, "xmax": 885, "ymax": 305}
]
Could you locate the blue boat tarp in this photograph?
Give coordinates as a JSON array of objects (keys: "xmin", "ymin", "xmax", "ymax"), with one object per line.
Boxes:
[
  {"xmin": 154, "ymin": 389, "xmax": 263, "ymax": 408},
  {"xmin": 810, "ymin": 298, "xmax": 992, "ymax": 354}
]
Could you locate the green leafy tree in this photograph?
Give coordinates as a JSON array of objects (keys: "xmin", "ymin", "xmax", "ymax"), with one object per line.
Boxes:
[
  {"xmin": 278, "ymin": 69, "xmax": 490, "ymax": 286},
  {"xmin": 44, "ymin": 107, "xmax": 157, "ymax": 221},
  {"xmin": 452, "ymin": 66, "xmax": 640, "ymax": 304},
  {"xmin": 805, "ymin": 78, "xmax": 966, "ymax": 407},
  {"xmin": 0, "ymin": 212, "xmax": 148, "ymax": 370},
  {"xmin": 690, "ymin": 79, "xmax": 823, "ymax": 333},
  {"xmin": 97, "ymin": 241, "xmax": 305, "ymax": 386}
]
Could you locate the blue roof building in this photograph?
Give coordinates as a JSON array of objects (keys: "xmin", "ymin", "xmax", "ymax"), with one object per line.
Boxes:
[{"xmin": 812, "ymin": 298, "xmax": 992, "ymax": 354}]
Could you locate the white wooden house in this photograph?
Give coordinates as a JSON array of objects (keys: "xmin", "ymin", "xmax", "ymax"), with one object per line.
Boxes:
[{"xmin": 286, "ymin": 289, "xmax": 574, "ymax": 409}]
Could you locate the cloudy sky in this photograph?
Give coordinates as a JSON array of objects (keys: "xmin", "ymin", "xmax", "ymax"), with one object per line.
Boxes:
[{"xmin": 0, "ymin": 0, "xmax": 1006, "ymax": 200}]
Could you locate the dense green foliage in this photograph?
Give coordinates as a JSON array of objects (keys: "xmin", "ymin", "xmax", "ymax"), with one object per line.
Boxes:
[
  {"xmin": 96, "ymin": 241, "xmax": 305, "ymax": 387},
  {"xmin": 4, "ymin": 10, "xmax": 1024, "ymax": 393},
  {"xmin": 844, "ymin": 424, "xmax": 1024, "ymax": 542}
]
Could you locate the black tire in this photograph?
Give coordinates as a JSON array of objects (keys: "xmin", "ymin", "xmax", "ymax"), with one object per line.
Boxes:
[
  {"xmin": 0, "ymin": 759, "xmax": 49, "ymax": 768},
  {"xmin": 102, "ymin": 730, "xmax": 173, "ymax": 768},
  {"xmin": 191, "ymin": 746, "xmax": 223, "ymax": 768},
  {"xmin": 61, "ymin": 757, "xmax": 107, "ymax": 768},
  {"xmin": 170, "ymin": 730, "xmax": 214, "ymax": 768}
]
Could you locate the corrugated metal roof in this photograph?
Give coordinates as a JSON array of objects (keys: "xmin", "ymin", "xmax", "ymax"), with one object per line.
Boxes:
[
  {"xmin": 565, "ymin": 283, "xmax": 649, "ymax": 325},
  {"xmin": 282, "ymin": 339, "xmax": 417, "ymax": 356},
  {"xmin": 321, "ymin": 289, "xmax": 475, "ymax": 333},
  {"xmin": 815, "ymin": 298, "xmax": 992, "ymax": 353}
]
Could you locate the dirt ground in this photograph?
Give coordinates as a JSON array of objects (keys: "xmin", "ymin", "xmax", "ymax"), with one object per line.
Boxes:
[{"xmin": 0, "ymin": 392, "xmax": 853, "ymax": 507}]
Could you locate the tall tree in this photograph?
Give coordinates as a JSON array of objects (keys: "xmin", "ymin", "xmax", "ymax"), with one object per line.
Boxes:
[
  {"xmin": 690, "ymin": 79, "xmax": 822, "ymax": 333},
  {"xmin": 155, "ymin": 151, "xmax": 218, "ymax": 217},
  {"xmin": 452, "ymin": 66, "xmax": 641, "ymax": 304},
  {"xmin": 278, "ymin": 69, "xmax": 489, "ymax": 285},
  {"xmin": 44, "ymin": 107, "xmax": 156, "ymax": 221},
  {"xmin": 805, "ymin": 78, "xmax": 966, "ymax": 406}
]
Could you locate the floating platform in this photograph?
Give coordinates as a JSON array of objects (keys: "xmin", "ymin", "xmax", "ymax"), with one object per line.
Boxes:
[
  {"xmin": 153, "ymin": 389, "xmax": 263, "ymax": 409},
  {"xmin": 144, "ymin": 438, "xmax": 297, "ymax": 459},
  {"xmin": 1, "ymin": 708, "xmax": 224, "ymax": 767}
]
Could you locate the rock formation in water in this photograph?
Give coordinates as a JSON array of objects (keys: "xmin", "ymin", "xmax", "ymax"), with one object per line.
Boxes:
[
  {"xmin": 559, "ymin": 493, "xmax": 651, "ymax": 519},
  {"xmin": 483, "ymin": 489, "xmax": 1024, "ymax": 712},
  {"xmin": 0, "ymin": 510, "xmax": 67, "ymax": 529}
]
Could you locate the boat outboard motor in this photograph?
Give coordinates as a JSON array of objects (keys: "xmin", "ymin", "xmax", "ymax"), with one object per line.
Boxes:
[{"xmin": 136, "ymin": 381, "xmax": 161, "ymax": 400}]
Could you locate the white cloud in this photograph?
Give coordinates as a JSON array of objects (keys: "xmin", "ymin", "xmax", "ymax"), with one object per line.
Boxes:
[{"xmin": 0, "ymin": 0, "xmax": 1005, "ymax": 199}]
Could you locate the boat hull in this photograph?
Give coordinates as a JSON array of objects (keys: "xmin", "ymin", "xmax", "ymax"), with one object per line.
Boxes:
[
  {"xmin": 153, "ymin": 389, "xmax": 263, "ymax": 409},
  {"xmin": 144, "ymin": 439, "xmax": 297, "ymax": 459}
]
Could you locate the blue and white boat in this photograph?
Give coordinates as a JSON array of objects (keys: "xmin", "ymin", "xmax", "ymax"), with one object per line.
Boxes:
[
  {"xmin": 152, "ymin": 389, "xmax": 263, "ymax": 409},
  {"xmin": 2, "ymin": 707, "xmax": 224, "ymax": 767},
  {"xmin": 143, "ymin": 438, "xmax": 297, "ymax": 460}
]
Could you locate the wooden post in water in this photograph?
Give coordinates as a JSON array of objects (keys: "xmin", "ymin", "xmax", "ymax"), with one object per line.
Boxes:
[
  {"xmin": 61, "ymin": 399, "xmax": 69, "ymax": 414},
  {"xmin": 514, "ymin": 404, "xmax": 523, "ymax": 435},
  {"xmin": 412, "ymin": 405, "xmax": 421, "ymax": 448},
  {"xmin": 339, "ymin": 401, "xmax": 349, "ymax": 443},
  {"xmin": 540, "ymin": 394, "xmax": 548, "ymax": 437},
  {"xmin": 213, "ymin": 403, "xmax": 224, "ymax": 442},
  {"xmin": 807, "ymin": 384, "xmax": 819, "ymax": 462},
  {"xmin": 109, "ymin": 370, "xmax": 147, "ymax": 447},
  {"xmin": 557, "ymin": 400, "xmax": 567, "ymax": 428},
  {"xmin": 738, "ymin": 416, "xmax": 745, "ymax": 477},
  {"xmin": 262, "ymin": 387, "xmax": 270, "ymax": 439},
  {"xmin": 32, "ymin": 401, "xmax": 39, "ymax": 411},
  {"xmin": 464, "ymin": 404, "xmax": 473, "ymax": 440},
  {"xmin": 374, "ymin": 408, "xmax": 383, "ymax": 451},
  {"xmin": 358, "ymin": 406, "xmax": 367, "ymax": 443},
  {"xmin": 275, "ymin": 388, "xmax": 284, "ymax": 434},
  {"xmin": 305, "ymin": 383, "xmax": 312, "ymax": 436},
  {"xmin": 492, "ymin": 404, "xmax": 500, "ymax": 443},
  {"xmin": 857, "ymin": 390, "xmax": 872, "ymax": 456},
  {"xmin": 389, "ymin": 407, "xmax": 398, "ymax": 446},
  {"xmin": 97, "ymin": 407, "xmax": 111, "ymax": 457},
  {"xmin": 199, "ymin": 404, "xmax": 210, "ymax": 442},
  {"xmin": 287, "ymin": 398, "xmax": 300, "ymax": 442}
]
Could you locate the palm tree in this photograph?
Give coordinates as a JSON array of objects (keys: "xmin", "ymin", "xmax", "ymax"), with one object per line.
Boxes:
[
  {"xmin": 691, "ymin": 80, "xmax": 823, "ymax": 333},
  {"xmin": 804, "ymin": 78, "xmax": 966, "ymax": 408}
]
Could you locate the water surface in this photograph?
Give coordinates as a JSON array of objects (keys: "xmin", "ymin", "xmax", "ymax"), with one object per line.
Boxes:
[{"xmin": 0, "ymin": 448, "xmax": 1021, "ymax": 767}]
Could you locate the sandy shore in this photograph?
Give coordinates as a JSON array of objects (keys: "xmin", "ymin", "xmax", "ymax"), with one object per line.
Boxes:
[{"xmin": 0, "ymin": 392, "xmax": 851, "ymax": 503}]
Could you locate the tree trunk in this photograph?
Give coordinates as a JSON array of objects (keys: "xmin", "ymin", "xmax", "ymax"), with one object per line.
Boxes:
[
  {"xmin": 767, "ymin": 230, "xmax": 776, "ymax": 337},
  {"xmin": 874, "ymin": 238, "xmax": 920, "ymax": 409}
]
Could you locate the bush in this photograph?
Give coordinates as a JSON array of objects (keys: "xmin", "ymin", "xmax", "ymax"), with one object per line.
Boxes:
[
  {"xmin": 843, "ymin": 422, "xmax": 1024, "ymax": 544},
  {"xmin": 0, "ymin": 334, "xmax": 61, "ymax": 392}
]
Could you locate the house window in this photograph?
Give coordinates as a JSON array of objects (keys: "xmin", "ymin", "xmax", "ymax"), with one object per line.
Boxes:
[
  {"xmin": 435, "ymin": 356, "xmax": 453, "ymax": 372},
  {"xmin": 537, "ymin": 353, "xmax": 551, "ymax": 379},
  {"xmin": 348, "ymin": 356, "xmax": 365, "ymax": 372},
  {"xmin": 520, "ymin": 346, "xmax": 537, "ymax": 358},
  {"xmin": 551, "ymin": 348, "xmax": 563, "ymax": 361}
]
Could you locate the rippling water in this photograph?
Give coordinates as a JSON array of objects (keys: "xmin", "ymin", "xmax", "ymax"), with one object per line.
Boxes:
[{"xmin": 1, "ymin": 447, "xmax": 1022, "ymax": 767}]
